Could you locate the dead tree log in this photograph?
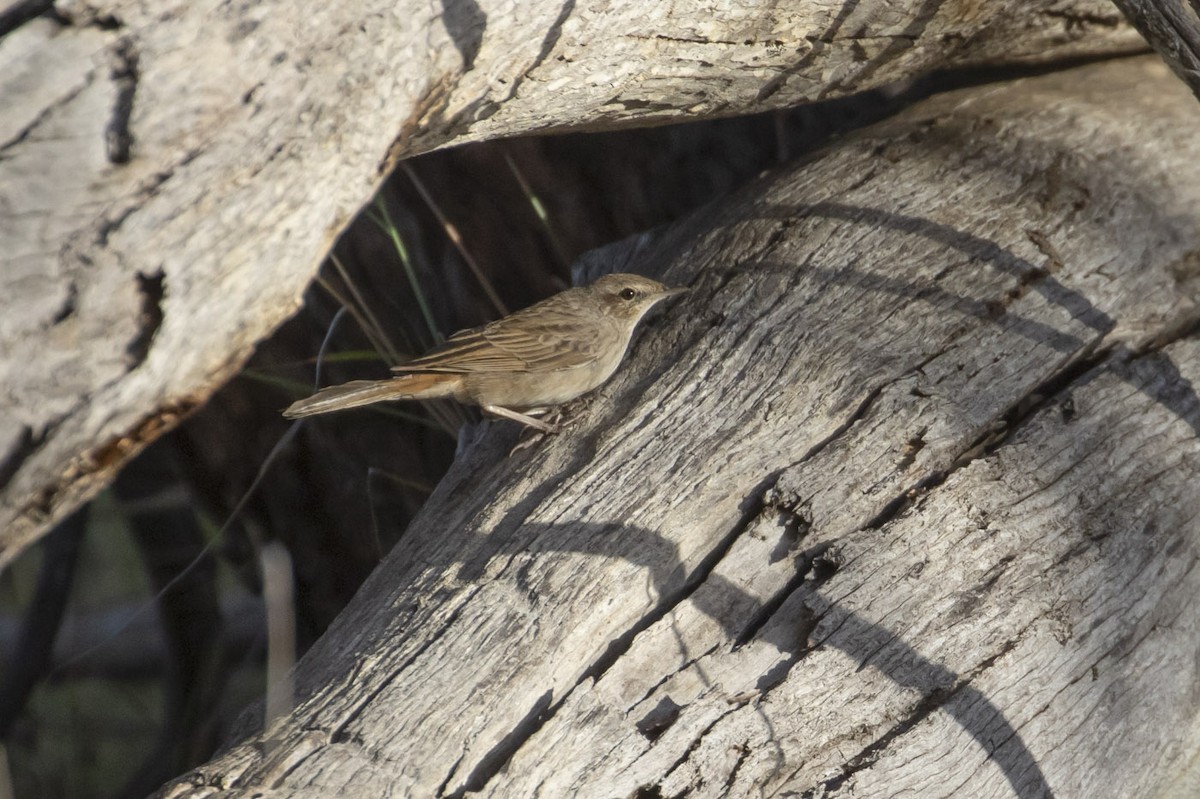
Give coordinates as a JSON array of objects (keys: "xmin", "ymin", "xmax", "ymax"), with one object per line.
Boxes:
[
  {"xmin": 0, "ymin": 0, "xmax": 1146, "ymax": 566},
  {"xmin": 154, "ymin": 55, "xmax": 1200, "ymax": 798},
  {"xmin": 1113, "ymin": 0, "xmax": 1200, "ymax": 99}
]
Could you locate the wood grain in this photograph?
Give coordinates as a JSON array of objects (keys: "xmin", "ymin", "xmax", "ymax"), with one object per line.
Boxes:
[
  {"xmin": 157, "ymin": 56, "xmax": 1200, "ymax": 797},
  {"xmin": 0, "ymin": 0, "xmax": 1147, "ymax": 566}
]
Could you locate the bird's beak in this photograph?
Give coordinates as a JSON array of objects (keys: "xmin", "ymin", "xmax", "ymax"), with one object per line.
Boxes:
[{"xmin": 655, "ymin": 286, "xmax": 690, "ymax": 301}]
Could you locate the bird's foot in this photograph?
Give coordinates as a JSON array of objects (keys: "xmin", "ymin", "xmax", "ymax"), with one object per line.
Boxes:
[
  {"xmin": 483, "ymin": 404, "xmax": 558, "ymax": 433},
  {"xmin": 504, "ymin": 403, "xmax": 589, "ymax": 455}
]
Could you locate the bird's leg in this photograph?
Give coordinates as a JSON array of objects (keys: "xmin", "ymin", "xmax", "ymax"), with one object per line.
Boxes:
[
  {"xmin": 482, "ymin": 404, "xmax": 560, "ymax": 433},
  {"xmin": 502, "ymin": 407, "xmax": 566, "ymax": 455},
  {"xmin": 508, "ymin": 400, "xmax": 599, "ymax": 454}
]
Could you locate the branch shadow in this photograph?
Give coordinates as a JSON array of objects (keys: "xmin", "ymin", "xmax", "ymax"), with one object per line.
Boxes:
[
  {"xmin": 440, "ymin": 0, "xmax": 486, "ymax": 71},
  {"xmin": 750, "ymin": 201, "xmax": 1200, "ymax": 438},
  {"xmin": 461, "ymin": 516, "xmax": 1055, "ymax": 798},
  {"xmin": 275, "ymin": 197, "xmax": 1200, "ymax": 798},
  {"xmin": 417, "ymin": 201, "xmax": 1200, "ymax": 795}
]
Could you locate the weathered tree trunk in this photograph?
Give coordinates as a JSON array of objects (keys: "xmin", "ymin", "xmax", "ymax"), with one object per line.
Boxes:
[
  {"xmin": 1112, "ymin": 0, "xmax": 1200, "ymax": 99},
  {"xmin": 0, "ymin": 0, "xmax": 1146, "ymax": 566},
  {"xmin": 154, "ymin": 56, "xmax": 1200, "ymax": 797}
]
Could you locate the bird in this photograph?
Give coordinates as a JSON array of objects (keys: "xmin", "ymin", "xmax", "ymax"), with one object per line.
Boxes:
[{"xmin": 282, "ymin": 273, "xmax": 687, "ymax": 432}]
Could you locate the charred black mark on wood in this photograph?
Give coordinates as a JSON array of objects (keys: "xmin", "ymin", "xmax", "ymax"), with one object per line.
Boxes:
[
  {"xmin": 1059, "ymin": 394, "xmax": 1076, "ymax": 423},
  {"xmin": 51, "ymin": 281, "xmax": 78, "ymax": 324},
  {"xmin": 127, "ymin": 269, "xmax": 165, "ymax": 367},
  {"xmin": 106, "ymin": 36, "xmax": 139, "ymax": 164}
]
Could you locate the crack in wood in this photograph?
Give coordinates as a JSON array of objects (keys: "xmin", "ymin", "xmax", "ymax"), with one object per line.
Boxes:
[
  {"xmin": 94, "ymin": 147, "xmax": 201, "ymax": 245},
  {"xmin": 444, "ymin": 690, "xmax": 554, "ymax": 798},
  {"xmin": 574, "ymin": 475, "xmax": 779, "ymax": 688},
  {"xmin": 50, "ymin": 280, "xmax": 78, "ymax": 325},
  {"xmin": 641, "ymin": 33, "xmax": 788, "ymax": 48},
  {"xmin": 259, "ymin": 730, "xmax": 326, "ymax": 790},
  {"xmin": 734, "ymin": 542, "xmax": 833, "ymax": 649},
  {"xmin": 627, "ymin": 643, "xmax": 721, "ymax": 715},
  {"xmin": 127, "ymin": 269, "xmax": 165, "ymax": 368},
  {"xmin": 0, "ymin": 72, "xmax": 95, "ymax": 154},
  {"xmin": 723, "ymin": 740, "xmax": 752, "ymax": 792},
  {"xmin": 800, "ymin": 635, "xmax": 1026, "ymax": 798},
  {"xmin": 660, "ymin": 705, "xmax": 740, "ymax": 785},
  {"xmin": 857, "ymin": 335, "xmax": 1116, "ymax": 534},
  {"xmin": 436, "ymin": 471, "xmax": 787, "ymax": 796},
  {"xmin": 106, "ymin": 35, "xmax": 139, "ymax": 164},
  {"xmin": 435, "ymin": 750, "xmax": 466, "ymax": 798}
]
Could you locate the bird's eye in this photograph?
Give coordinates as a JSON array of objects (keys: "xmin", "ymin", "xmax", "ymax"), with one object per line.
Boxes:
[{"xmin": 619, "ymin": 287, "xmax": 637, "ymax": 300}]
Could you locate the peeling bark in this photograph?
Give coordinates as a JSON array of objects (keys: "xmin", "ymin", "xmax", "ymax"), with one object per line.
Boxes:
[{"xmin": 155, "ymin": 56, "xmax": 1200, "ymax": 798}]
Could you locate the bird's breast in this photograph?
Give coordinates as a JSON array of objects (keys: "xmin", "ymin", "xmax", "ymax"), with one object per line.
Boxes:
[{"xmin": 462, "ymin": 357, "xmax": 621, "ymax": 409}]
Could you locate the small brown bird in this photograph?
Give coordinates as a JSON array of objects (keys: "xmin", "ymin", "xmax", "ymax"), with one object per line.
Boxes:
[{"xmin": 283, "ymin": 273, "xmax": 687, "ymax": 432}]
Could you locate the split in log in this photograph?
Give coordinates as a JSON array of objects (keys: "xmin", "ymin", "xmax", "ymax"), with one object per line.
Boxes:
[
  {"xmin": 155, "ymin": 56, "xmax": 1200, "ymax": 798},
  {"xmin": 0, "ymin": 0, "xmax": 1147, "ymax": 567}
]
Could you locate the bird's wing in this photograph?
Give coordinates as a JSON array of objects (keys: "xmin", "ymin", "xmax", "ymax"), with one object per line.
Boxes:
[{"xmin": 392, "ymin": 309, "xmax": 601, "ymax": 374}]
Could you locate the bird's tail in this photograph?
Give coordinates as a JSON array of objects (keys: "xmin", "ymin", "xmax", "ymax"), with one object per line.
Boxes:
[{"xmin": 283, "ymin": 373, "xmax": 456, "ymax": 418}]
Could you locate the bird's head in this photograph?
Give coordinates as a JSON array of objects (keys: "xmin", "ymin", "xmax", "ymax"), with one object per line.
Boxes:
[{"xmin": 590, "ymin": 273, "xmax": 689, "ymax": 325}]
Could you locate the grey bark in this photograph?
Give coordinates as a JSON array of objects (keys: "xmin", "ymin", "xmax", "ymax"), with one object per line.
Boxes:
[
  {"xmin": 155, "ymin": 56, "xmax": 1200, "ymax": 798},
  {"xmin": 1112, "ymin": 0, "xmax": 1200, "ymax": 99},
  {"xmin": 0, "ymin": 0, "xmax": 1147, "ymax": 566}
]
